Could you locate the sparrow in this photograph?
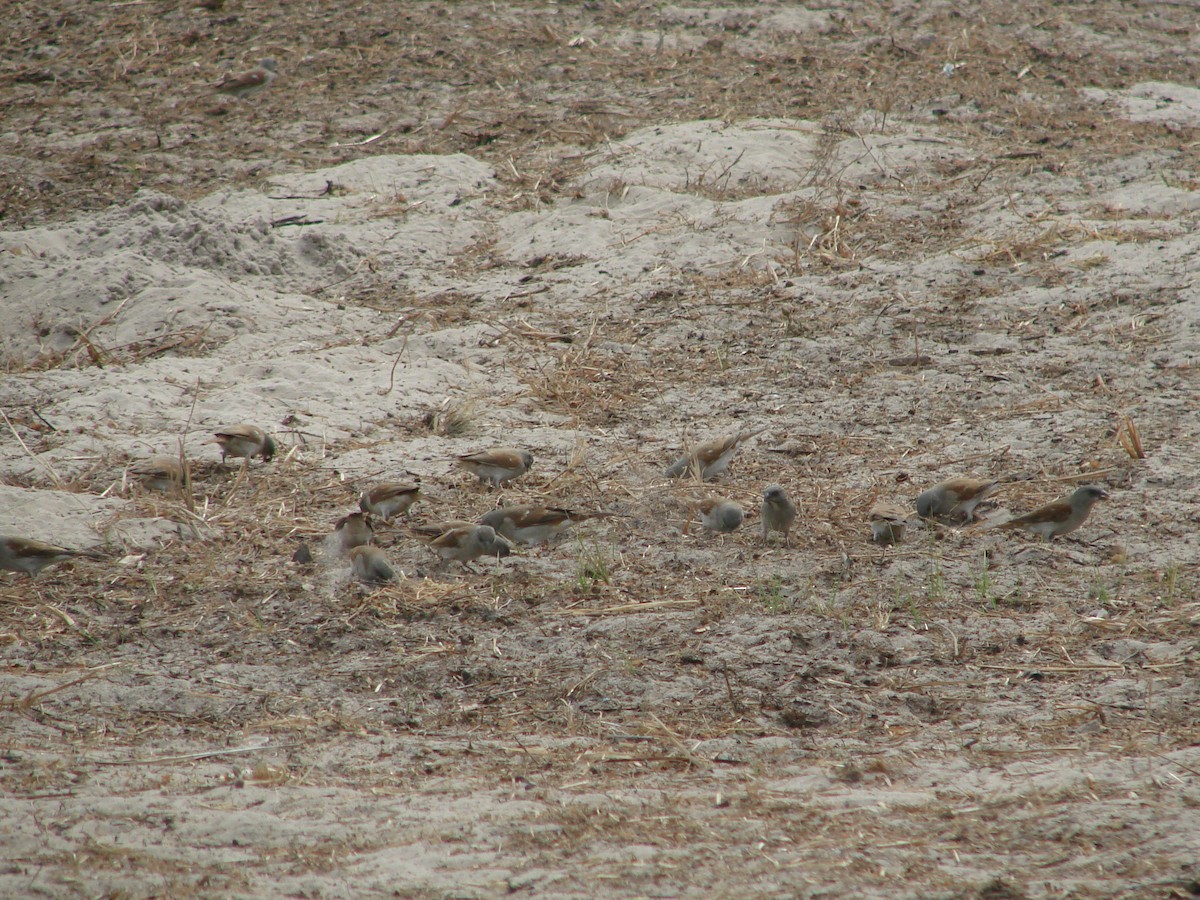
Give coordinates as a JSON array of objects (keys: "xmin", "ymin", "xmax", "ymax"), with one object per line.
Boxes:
[
  {"xmin": 359, "ymin": 481, "xmax": 421, "ymax": 521},
  {"xmin": 215, "ymin": 58, "xmax": 277, "ymax": 98},
  {"xmin": 664, "ymin": 427, "xmax": 767, "ymax": 481},
  {"xmin": 0, "ymin": 536, "xmax": 100, "ymax": 576},
  {"xmin": 869, "ymin": 501, "xmax": 909, "ymax": 545},
  {"xmin": 915, "ymin": 477, "xmax": 997, "ymax": 521},
  {"xmin": 479, "ymin": 505, "xmax": 612, "ymax": 546},
  {"xmin": 761, "ymin": 484, "xmax": 797, "ymax": 546},
  {"xmin": 996, "ymin": 484, "xmax": 1109, "ymax": 540},
  {"xmin": 130, "ymin": 455, "xmax": 186, "ymax": 493},
  {"xmin": 427, "ymin": 524, "xmax": 513, "ymax": 565},
  {"xmin": 455, "ymin": 448, "xmax": 533, "ymax": 488},
  {"xmin": 334, "ymin": 511, "xmax": 374, "ymax": 552},
  {"xmin": 350, "ymin": 546, "xmax": 397, "ymax": 583},
  {"xmin": 212, "ymin": 424, "xmax": 276, "ymax": 465},
  {"xmin": 292, "ymin": 542, "xmax": 314, "ymax": 565},
  {"xmin": 697, "ymin": 498, "xmax": 744, "ymax": 534}
]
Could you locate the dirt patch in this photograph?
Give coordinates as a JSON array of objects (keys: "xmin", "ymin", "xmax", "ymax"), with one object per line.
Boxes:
[{"xmin": 2, "ymin": 1, "xmax": 1199, "ymax": 897}]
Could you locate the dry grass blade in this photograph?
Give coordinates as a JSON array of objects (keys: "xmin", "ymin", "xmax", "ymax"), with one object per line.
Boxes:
[
  {"xmin": 1117, "ymin": 415, "xmax": 1145, "ymax": 459},
  {"xmin": 5, "ymin": 662, "xmax": 123, "ymax": 710},
  {"xmin": 423, "ymin": 398, "xmax": 478, "ymax": 436}
]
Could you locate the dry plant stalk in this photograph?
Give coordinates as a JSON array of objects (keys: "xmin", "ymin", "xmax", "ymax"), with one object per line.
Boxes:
[{"xmin": 1117, "ymin": 415, "xmax": 1145, "ymax": 459}]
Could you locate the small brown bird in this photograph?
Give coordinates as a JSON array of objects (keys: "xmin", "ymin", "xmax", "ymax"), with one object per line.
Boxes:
[
  {"xmin": 215, "ymin": 58, "xmax": 277, "ymax": 98},
  {"xmin": 455, "ymin": 448, "xmax": 534, "ymax": 488},
  {"xmin": 761, "ymin": 484, "xmax": 797, "ymax": 546},
  {"xmin": 359, "ymin": 481, "xmax": 421, "ymax": 521},
  {"xmin": 664, "ymin": 427, "xmax": 767, "ymax": 481},
  {"xmin": 869, "ymin": 501, "xmax": 910, "ymax": 545},
  {"xmin": 996, "ymin": 484, "xmax": 1109, "ymax": 541},
  {"xmin": 213, "ymin": 424, "xmax": 276, "ymax": 465},
  {"xmin": 0, "ymin": 536, "xmax": 100, "ymax": 576},
  {"xmin": 479, "ymin": 505, "xmax": 612, "ymax": 546},
  {"xmin": 915, "ymin": 477, "xmax": 996, "ymax": 521},
  {"xmin": 130, "ymin": 456, "xmax": 186, "ymax": 493},
  {"xmin": 350, "ymin": 546, "xmax": 396, "ymax": 583},
  {"xmin": 334, "ymin": 511, "xmax": 374, "ymax": 552},
  {"xmin": 697, "ymin": 498, "xmax": 744, "ymax": 534},
  {"xmin": 428, "ymin": 524, "xmax": 513, "ymax": 565}
]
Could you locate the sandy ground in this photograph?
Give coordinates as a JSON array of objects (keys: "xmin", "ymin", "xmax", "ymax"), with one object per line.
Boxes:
[{"xmin": 2, "ymin": 1, "xmax": 1200, "ymax": 897}]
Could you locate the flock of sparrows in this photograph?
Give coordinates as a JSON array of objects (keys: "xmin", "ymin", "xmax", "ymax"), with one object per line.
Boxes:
[{"xmin": 0, "ymin": 420, "xmax": 1112, "ymax": 584}]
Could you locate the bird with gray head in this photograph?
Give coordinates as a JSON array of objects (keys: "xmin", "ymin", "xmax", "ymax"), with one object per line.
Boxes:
[
  {"xmin": 0, "ymin": 536, "xmax": 102, "ymax": 577},
  {"xmin": 212, "ymin": 424, "xmax": 276, "ymax": 466},
  {"xmin": 915, "ymin": 477, "xmax": 996, "ymax": 521},
  {"xmin": 664, "ymin": 427, "xmax": 767, "ymax": 481},
  {"xmin": 215, "ymin": 58, "xmax": 277, "ymax": 98},
  {"xmin": 350, "ymin": 546, "xmax": 397, "ymax": 584},
  {"xmin": 428, "ymin": 524, "xmax": 513, "ymax": 565},
  {"xmin": 760, "ymin": 484, "xmax": 797, "ymax": 546},
  {"xmin": 454, "ymin": 448, "xmax": 534, "ymax": 488},
  {"xmin": 698, "ymin": 498, "xmax": 744, "ymax": 535},
  {"xmin": 996, "ymin": 484, "xmax": 1109, "ymax": 540}
]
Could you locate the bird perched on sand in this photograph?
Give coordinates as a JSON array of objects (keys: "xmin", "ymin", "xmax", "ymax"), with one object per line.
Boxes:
[
  {"xmin": 212, "ymin": 424, "xmax": 276, "ymax": 465},
  {"xmin": 130, "ymin": 455, "xmax": 186, "ymax": 494},
  {"xmin": 359, "ymin": 481, "xmax": 421, "ymax": 522},
  {"xmin": 455, "ymin": 448, "xmax": 533, "ymax": 488},
  {"xmin": 996, "ymin": 484, "xmax": 1109, "ymax": 541},
  {"xmin": 0, "ymin": 536, "xmax": 101, "ymax": 576},
  {"xmin": 479, "ymin": 505, "xmax": 612, "ymax": 547},
  {"xmin": 215, "ymin": 58, "xmax": 277, "ymax": 98},
  {"xmin": 697, "ymin": 498, "xmax": 744, "ymax": 535},
  {"xmin": 869, "ymin": 501, "xmax": 909, "ymax": 545},
  {"xmin": 915, "ymin": 477, "xmax": 996, "ymax": 521},
  {"xmin": 350, "ymin": 546, "xmax": 396, "ymax": 584},
  {"xmin": 334, "ymin": 511, "xmax": 374, "ymax": 552},
  {"xmin": 427, "ymin": 524, "xmax": 513, "ymax": 565},
  {"xmin": 761, "ymin": 484, "xmax": 797, "ymax": 546},
  {"xmin": 664, "ymin": 427, "xmax": 767, "ymax": 481}
]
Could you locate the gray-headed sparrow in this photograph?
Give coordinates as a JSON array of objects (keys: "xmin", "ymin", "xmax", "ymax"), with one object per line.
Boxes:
[
  {"xmin": 359, "ymin": 481, "xmax": 421, "ymax": 521},
  {"xmin": 455, "ymin": 448, "xmax": 533, "ymax": 488},
  {"xmin": 915, "ymin": 477, "xmax": 996, "ymax": 521},
  {"xmin": 130, "ymin": 455, "xmax": 186, "ymax": 493},
  {"xmin": 350, "ymin": 545, "xmax": 397, "ymax": 583},
  {"xmin": 698, "ymin": 498, "xmax": 744, "ymax": 534},
  {"xmin": 664, "ymin": 427, "xmax": 767, "ymax": 481},
  {"xmin": 213, "ymin": 424, "xmax": 276, "ymax": 465},
  {"xmin": 479, "ymin": 505, "xmax": 611, "ymax": 546},
  {"xmin": 869, "ymin": 501, "xmax": 909, "ymax": 545},
  {"xmin": 215, "ymin": 58, "xmax": 277, "ymax": 98},
  {"xmin": 0, "ymin": 535, "xmax": 100, "ymax": 576},
  {"xmin": 997, "ymin": 484, "xmax": 1109, "ymax": 540},
  {"xmin": 760, "ymin": 484, "xmax": 797, "ymax": 546},
  {"xmin": 428, "ymin": 524, "xmax": 513, "ymax": 564},
  {"xmin": 334, "ymin": 511, "xmax": 374, "ymax": 552}
]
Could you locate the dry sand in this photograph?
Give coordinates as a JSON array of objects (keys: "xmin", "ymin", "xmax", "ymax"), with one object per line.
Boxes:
[{"xmin": 2, "ymin": 1, "xmax": 1199, "ymax": 897}]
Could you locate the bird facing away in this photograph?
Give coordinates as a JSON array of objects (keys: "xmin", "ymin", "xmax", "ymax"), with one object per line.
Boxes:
[
  {"xmin": 213, "ymin": 424, "xmax": 276, "ymax": 465},
  {"xmin": 698, "ymin": 498, "xmax": 744, "ymax": 534},
  {"xmin": 215, "ymin": 58, "xmax": 277, "ymax": 98},
  {"xmin": 869, "ymin": 501, "xmax": 909, "ymax": 545},
  {"xmin": 130, "ymin": 455, "xmax": 186, "ymax": 494},
  {"xmin": 996, "ymin": 484, "xmax": 1109, "ymax": 541},
  {"xmin": 334, "ymin": 511, "xmax": 374, "ymax": 552},
  {"xmin": 359, "ymin": 481, "xmax": 421, "ymax": 521},
  {"xmin": 761, "ymin": 484, "xmax": 797, "ymax": 546},
  {"xmin": 428, "ymin": 524, "xmax": 513, "ymax": 565},
  {"xmin": 915, "ymin": 477, "xmax": 997, "ymax": 521},
  {"xmin": 479, "ymin": 505, "xmax": 613, "ymax": 547},
  {"xmin": 350, "ymin": 546, "xmax": 396, "ymax": 584},
  {"xmin": 664, "ymin": 427, "xmax": 767, "ymax": 481},
  {"xmin": 455, "ymin": 448, "xmax": 533, "ymax": 488},
  {"xmin": 0, "ymin": 536, "xmax": 100, "ymax": 576}
]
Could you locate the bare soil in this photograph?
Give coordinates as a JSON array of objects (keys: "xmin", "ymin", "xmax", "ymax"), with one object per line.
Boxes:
[{"xmin": 2, "ymin": 1, "xmax": 1199, "ymax": 898}]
